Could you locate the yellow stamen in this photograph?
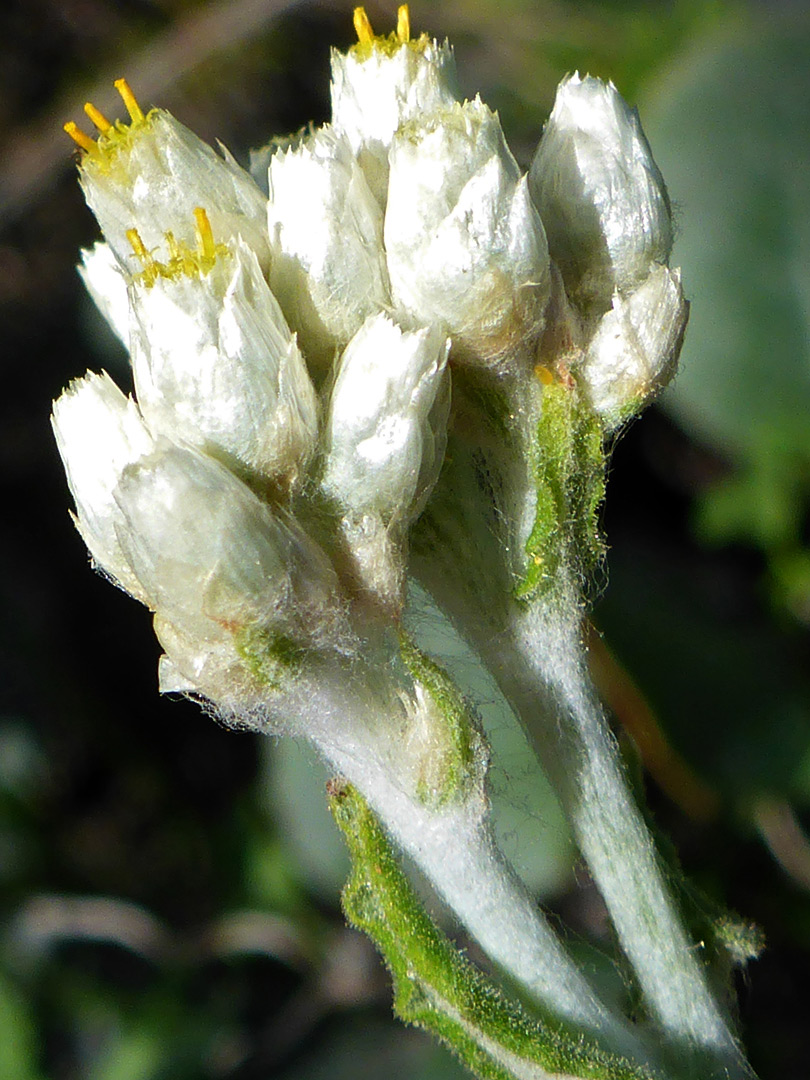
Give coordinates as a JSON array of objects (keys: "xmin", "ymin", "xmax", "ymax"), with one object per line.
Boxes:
[
  {"xmin": 126, "ymin": 227, "xmax": 151, "ymax": 263},
  {"xmin": 353, "ymin": 6, "xmax": 374, "ymax": 45},
  {"xmin": 193, "ymin": 207, "xmax": 215, "ymax": 260},
  {"xmin": 114, "ymin": 78, "xmax": 144, "ymax": 123},
  {"xmin": 63, "ymin": 121, "xmax": 95, "ymax": 153},
  {"xmin": 165, "ymin": 231, "xmax": 181, "ymax": 261},
  {"xmin": 83, "ymin": 102, "xmax": 112, "ymax": 133},
  {"xmin": 534, "ymin": 364, "xmax": 554, "ymax": 386},
  {"xmin": 396, "ymin": 4, "xmax": 410, "ymax": 43}
]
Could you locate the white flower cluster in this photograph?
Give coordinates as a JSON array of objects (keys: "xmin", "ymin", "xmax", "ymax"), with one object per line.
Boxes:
[
  {"xmin": 55, "ymin": 7, "xmax": 684, "ymax": 703},
  {"xmin": 530, "ymin": 73, "xmax": 687, "ymax": 423}
]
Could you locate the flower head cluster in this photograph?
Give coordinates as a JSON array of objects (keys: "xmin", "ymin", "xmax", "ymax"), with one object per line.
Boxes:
[
  {"xmin": 530, "ymin": 73, "xmax": 686, "ymax": 424},
  {"xmin": 55, "ymin": 7, "xmax": 685, "ymax": 705}
]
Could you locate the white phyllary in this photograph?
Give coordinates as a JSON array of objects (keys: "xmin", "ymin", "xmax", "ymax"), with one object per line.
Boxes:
[
  {"xmin": 322, "ymin": 313, "xmax": 450, "ymax": 525},
  {"xmin": 582, "ymin": 265, "xmax": 688, "ymax": 427},
  {"xmin": 330, "ymin": 28, "xmax": 457, "ymax": 203},
  {"xmin": 266, "ymin": 126, "xmax": 390, "ymax": 372},
  {"xmin": 113, "ymin": 443, "xmax": 346, "ymax": 652},
  {"xmin": 79, "ymin": 241, "xmax": 130, "ymax": 347},
  {"xmin": 78, "ymin": 105, "xmax": 269, "ymax": 273},
  {"xmin": 129, "ymin": 237, "xmax": 318, "ymax": 493},
  {"xmin": 321, "ymin": 314, "xmax": 450, "ymax": 608},
  {"xmin": 51, "ymin": 371, "xmax": 153, "ymax": 601},
  {"xmin": 385, "ymin": 98, "xmax": 550, "ymax": 366},
  {"xmin": 529, "ymin": 73, "xmax": 672, "ymax": 314}
]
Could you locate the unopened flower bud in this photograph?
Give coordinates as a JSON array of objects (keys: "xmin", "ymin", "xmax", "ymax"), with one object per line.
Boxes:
[
  {"xmin": 322, "ymin": 314, "xmax": 450, "ymax": 525},
  {"xmin": 79, "ymin": 241, "xmax": 130, "ymax": 347},
  {"xmin": 322, "ymin": 314, "xmax": 450, "ymax": 609},
  {"xmin": 582, "ymin": 265, "xmax": 688, "ymax": 427},
  {"xmin": 113, "ymin": 444, "xmax": 345, "ymax": 650},
  {"xmin": 70, "ymin": 83, "xmax": 269, "ymax": 273},
  {"xmin": 266, "ymin": 127, "xmax": 390, "ymax": 371},
  {"xmin": 330, "ymin": 6, "xmax": 458, "ymax": 202},
  {"xmin": 51, "ymin": 371, "xmax": 154, "ymax": 601},
  {"xmin": 385, "ymin": 99, "xmax": 550, "ymax": 366},
  {"xmin": 129, "ymin": 231, "xmax": 318, "ymax": 493},
  {"xmin": 529, "ymin": 73, "xmax": 672, "ymax": 314}
]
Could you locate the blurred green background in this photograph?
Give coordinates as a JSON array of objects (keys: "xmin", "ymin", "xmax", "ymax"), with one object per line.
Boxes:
[{"xmin": 1, "ymin": 0, "xmax": 809, "ymax": 1076}]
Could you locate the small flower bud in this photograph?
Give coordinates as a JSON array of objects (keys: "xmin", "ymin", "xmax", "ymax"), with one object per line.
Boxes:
[
  {"xmin": 322, "ymin": 314, "xmax": 450, "ymax": 610},
  {"xmin": 266, "ymin": 127, "xmax": 390, "ymax": 371},
  {"xmin": 113, "ymin": 444, "xmax": 345, "ymax": 650},
  {"xmin": 582, "ymin": 265, "xmax": 688, "ymax": 427},
  {"xmin": 322, "ymin": 313, "xmax": 450, "ymax": 525},
  {"xmin": 529, "ymin": 73, "xmax": 672, "ymax": 313},
  {"xmin": 385, "ymin": 99, "xmax": 550, "ymax": 366},
  {"xmin": 77, "ymin": 99, "xmax": 269, "ymax": 272},
  {"xmin": 78, "ymin": 242, "xmax": 130, "ymax": 347},
  {"xmin": 330, "ymin": 18, "xmax": 458, "ymax": 202},
  {"xmin": 129, "ymin": 235, "xmax": 318, "ymax": 494},
  {"xmin": 51, "ymin": 371, "xmax": 154, "ymax": 601}
]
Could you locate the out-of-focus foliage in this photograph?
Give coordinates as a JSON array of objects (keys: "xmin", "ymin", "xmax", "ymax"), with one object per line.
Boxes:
[
  {"xmin": 643, "ymin": 15, "xmax": 810, "ymax": 623},
  {"xmin": 1, "ymin": 0, "xmax": 809, "ymax": 1078}
]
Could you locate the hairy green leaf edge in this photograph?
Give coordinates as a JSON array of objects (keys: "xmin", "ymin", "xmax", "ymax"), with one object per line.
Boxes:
[
  {"xmin": 328, "ymin": 781, "xmax": 652, "ymax": 1080},
  {"xmin": 517, "ymin": 381, "xmax": 606, "ymax": 601}
]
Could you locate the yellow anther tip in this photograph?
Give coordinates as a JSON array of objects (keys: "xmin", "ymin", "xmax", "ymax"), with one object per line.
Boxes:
[
  {"xmin": 114, "ymin": 78, "xmax": 145, "ymax": 123},
  {"xmin": 126, "ymin": 227, "xmax": 150, "ymax": 261},
  {"xmin": 64, "ymin": 121, "xmax": 95, "ymax": 153},
  {"xmin": 396, "ymin": 4, "xmax": 410, "ymax": 43},
  {"xmin": 353, "ymin": 6, "xmax": 374, "ymax": 45},
  {"xmin": 84, "ymin": 102, "xmax": 112, "ymax": 133},
  {"xmin": 193, "ymin": 207, "xmax": 216, "ymax": 260}
]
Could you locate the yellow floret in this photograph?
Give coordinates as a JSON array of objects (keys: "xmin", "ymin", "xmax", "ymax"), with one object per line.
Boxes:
[
  {"xmin": 64, "ymin": 79, "xmax": 155, "ymax": 174},
  {"xmin": 351, "ymin": 4, "xmax": 429, "ymax": 59},
  {"xmin": 127, "ymin": 208, "xmax": 228, "ymax": 287}
]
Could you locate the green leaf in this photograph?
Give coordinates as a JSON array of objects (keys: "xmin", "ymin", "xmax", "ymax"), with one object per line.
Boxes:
[
  {"xmin": 644, "ymin": 14, "xmax": 810, "ymax": 460},
  {"xmin": 329, "ymin": 783, "xmax": 651, "ymax": 1080},
  {"xmin": 0, "ymin": 974, "xmax": 42, "ymax": 1080}
]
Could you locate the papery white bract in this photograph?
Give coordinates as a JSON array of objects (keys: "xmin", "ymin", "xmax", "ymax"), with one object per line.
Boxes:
[
  {"xmin": 322, "ymin": 313, "xmax": 450, "ymax": 525},
  {"xmin": 129, "ymin": 236, "xmax": 318, "ymax": 493},
  {"xmin": 51, "ymin": 371, "xmax": 154, "ymax": 601},
  {"xmin": 266, "ymin": 126, "xmax": 390, "ymax": 370},
  {"xmin": 114, "ymin": 443, "xmax": 344, "ymax": 648},
  {"xmin": 321, "ymin": 313, "xmax": 450, "ymax": 607},
  {"xmin": 582, "ymin": 265, "xmax": 688, "ymax": 427},
  {"xmin": 330, "ymin": 14, "xmax": 457, "ymax": 204},
  {"xmin": 79, "ymin": 241, "xmax": 130, "ymax": 347},
  {"xmin": 529, "ymin": 73, "xmax": 672, "ymax": 314},
  {"xmin": 385, "ymin": 98, "xmax": 550, "ymax": 366}
]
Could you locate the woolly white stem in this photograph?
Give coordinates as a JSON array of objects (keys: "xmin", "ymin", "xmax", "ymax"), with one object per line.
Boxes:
[
  {"xmin": 476, "ymin": 595, "xmax": 749, "ymax": 1078},
  {"xmin": 274, "ymin": 664, "xmax": 651, "ymax": 1066}
]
